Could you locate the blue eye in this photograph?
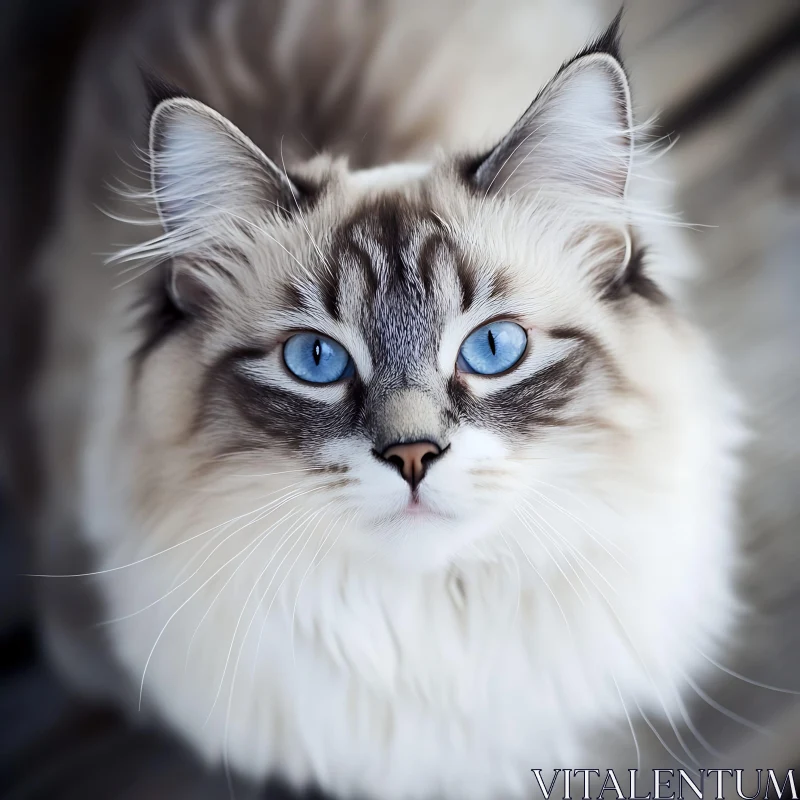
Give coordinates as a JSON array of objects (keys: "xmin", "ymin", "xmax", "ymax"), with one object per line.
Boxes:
[
  {"xmin": 283, "ymin": 332, "xmax": 353, "ymax": 384},
  {"xmin": 458, "ymin": 321, "xmax": 528, "ymax": 375}
]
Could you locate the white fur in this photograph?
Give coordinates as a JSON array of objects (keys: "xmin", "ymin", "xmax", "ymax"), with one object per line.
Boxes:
[
  {"xmin": 80, "ymin": 176, "xmax": 744, "ymax": 800},
  {"xmin": 83, "ymin": 335, "xmax": 742, "ymax": 799},
  {"xmin": 31, "ymin": 2, "xmax": 745, "ymax": 798}
]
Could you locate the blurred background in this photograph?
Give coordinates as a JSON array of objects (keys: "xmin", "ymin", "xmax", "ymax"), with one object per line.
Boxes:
[{"xmin": 0, "ymin": 0, "xmax": 798, "ymax": 797}]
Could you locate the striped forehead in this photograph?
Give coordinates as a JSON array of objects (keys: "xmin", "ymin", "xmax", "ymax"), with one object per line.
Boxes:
[
  {"xmin": 330, "ymin": 203, "xmax": 468, "ymax": 379},
  {"xmin": 279, "ymin": 198, "xmax": 516, "ymax": 385}
]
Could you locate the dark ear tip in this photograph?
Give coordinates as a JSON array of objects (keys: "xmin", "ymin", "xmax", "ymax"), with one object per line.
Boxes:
[
  {"xmin": 595, "ymin": 8, "xmax": 624, "ymax": 59},
  {"xmin": 572, "ymin": 8, "xmax": 625, "ymax": 66},
  {"xmin": 137, "ymin": 62, "xmax": 189, "ymax": 123}
]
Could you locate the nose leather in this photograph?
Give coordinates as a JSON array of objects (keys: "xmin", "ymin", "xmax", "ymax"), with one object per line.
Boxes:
[{"xmin": 380, "ymin": 441, "xmax": 442, "ymax": 489}]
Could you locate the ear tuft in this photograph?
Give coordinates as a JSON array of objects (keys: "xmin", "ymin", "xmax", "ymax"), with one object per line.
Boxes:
[
  {"xmin": 139, "ymin": 66, "xmax": 189, "ymax": 125},
  {"xmin": 573, "ymin": 7, "xmax": 624, "ymax": 65},
  {"xmin": 470, "ymin": 11, "xmax": 632, "ymax": 201}
]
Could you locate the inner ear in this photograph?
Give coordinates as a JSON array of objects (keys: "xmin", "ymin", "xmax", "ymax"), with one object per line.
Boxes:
[
  {"xmin": 467, "ymin": 13, "xmax": 633, "ymax": 200},
  {"xmin": 148, "ymin": 96, "xmax": 308, "ymax": 233}
]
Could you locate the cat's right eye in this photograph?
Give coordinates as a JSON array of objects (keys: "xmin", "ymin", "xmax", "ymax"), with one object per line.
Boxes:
[{"xmin": 283, "ymin": 332, "xmax": 354, "ymax": 384}]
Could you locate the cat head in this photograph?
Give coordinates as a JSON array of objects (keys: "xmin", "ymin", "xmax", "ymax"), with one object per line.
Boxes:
[{"xmin": 123, "ymin": 20, "xmax": 694, "ymax": 572}]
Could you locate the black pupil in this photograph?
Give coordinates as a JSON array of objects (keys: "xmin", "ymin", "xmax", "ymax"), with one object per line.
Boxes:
[
  {"xmin": 487, "ymin": 329, "xmax": 496, "ymax": 356},
  {"xmin": 313, "ymin": 339, "xmax": 322, "ymax": 365}
]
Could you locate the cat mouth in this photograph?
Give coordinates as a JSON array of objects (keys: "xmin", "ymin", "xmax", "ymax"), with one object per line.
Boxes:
[
  {"xmin": 370, "ymin": 497, "xmax": 454, "ymax": 526},
  {"xmin": 403, "ymin": 499, "xmax": 434, "ymax": 516},
  {"xmin": 394, "ymin": 496, "xmax": 454, "ymax": 521}
]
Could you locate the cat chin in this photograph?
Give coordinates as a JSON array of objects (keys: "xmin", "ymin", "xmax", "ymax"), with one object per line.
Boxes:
[{"xmin": 359, "ymin": 509, "xmax": 504, "ymax": 572}]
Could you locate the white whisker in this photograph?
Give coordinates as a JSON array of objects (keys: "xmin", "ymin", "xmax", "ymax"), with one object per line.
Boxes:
[
  {"xmin": 694, "ymin": 650, "xmax": 800, "ymax": 695},
  {"xmin": 290, "ymin": 509, "xmax": 347, "ymax": 666},
  {"xmin": 204, "ymin": 506, "xmax": 320, "ymax": 727},
  {"xmin": 496, "ymin": 530, "xmax": 522, "ymax": 629},
  {"xmin": 680, "ymin": 670, "xmax": 768, "ymax": 735},
  {"xmin": 507, "ymin": 519, "xmax": 572, "ymax": 637},
  {"xmin": 515, "ymin": 505, "xmax": 589, "ymax": 607},
  {"xmin": 101, "ymin": 487, "xmax": 312, "ymax": 626},
  {"xmin": 568, "ymin": 554, "xmax": 704, "ymax": 769},
  {"xmin": 630, "ymin": 694, "xmax": 700, "ymax": 777},
  {"xmin": 136, "ymin": 486, "xmax": 323, "ymax": 709},
  {"xmin": 518, "ymin": 497, "xmax": 618, "ymax": 595},
  {"xmin": 183, "ymin": 503, "xmax": 317, "ymax": 673},
  {"xmin": 522, "ymin": 483, "xmax": 627, "ymax": 565},
  {"xmin": 28, "ymin": 492, "xmax": 299, "ymax": 580},
  {"xmin": 612, "ymin": 673, "xmax": 641, "ymax": 771},
  {"xmin": 170, "ymin": 482, "xmax": 313, "ymax": 589}
]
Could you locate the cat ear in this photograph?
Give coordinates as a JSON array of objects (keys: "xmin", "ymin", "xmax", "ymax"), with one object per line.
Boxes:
[
  {"xmin": 148, "ymin": 96, "xmax": 300, "ymax": 233},
  {"xmin": 147, "ymin": 96, "xmax": 302, "ymax": 315},
  {"xmin": 471, "ymin": 14, "xmax": 633, "ymax": 200}
]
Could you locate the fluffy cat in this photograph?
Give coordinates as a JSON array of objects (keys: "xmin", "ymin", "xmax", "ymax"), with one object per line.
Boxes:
[{"xmin": 26, "ymin": 1, "xmax": 743, "ymax": 798}]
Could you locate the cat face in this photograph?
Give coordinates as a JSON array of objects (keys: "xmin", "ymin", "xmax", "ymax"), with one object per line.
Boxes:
[{"xmin": 126, "ymin": 33, "xmax": 682, "ymax": 571}]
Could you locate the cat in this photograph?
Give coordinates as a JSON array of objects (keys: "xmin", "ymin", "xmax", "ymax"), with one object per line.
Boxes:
[{"xmin": 23, "ymin": 1, "xmax": 744, "ymax": 798}]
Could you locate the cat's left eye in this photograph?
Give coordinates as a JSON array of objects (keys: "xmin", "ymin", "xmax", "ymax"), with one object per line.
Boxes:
[
  {"xmin": 283, "ymin": 332, "xmax": 353, "ymax": 384},
  {"xmin": 458, "ymin": 320, "xmax": 528, "ymax": 376}
]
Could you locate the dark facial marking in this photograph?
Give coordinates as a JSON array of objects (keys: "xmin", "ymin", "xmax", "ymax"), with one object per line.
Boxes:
[
  {"xmin": 548, "ymin": 326, "xmax": 595, "ymax": 342},
  {"xmin": 130, "ymin": 263, "xmax": 186, "ymax": 382},
  {"xmin": 280, "ymin": 281, "xmax": 307, "ymax": 313},
  {"xmin": 456, "ymin": 259, "xmax": 477, "ymax": 311},
  {"xmin": 446, "ymin": 326, "xmax": 602, "ymax": 440},
  {"xmin": 488, "ymin": 268, "xmax": 514, "ymax": 301},
  {"xmin": 331, "ymin": 198, "xmax": 453, "ymax": 380},
  {"xmin": 599, "ymin": 242, "xmax": 668, "ymax": 305},
  {"xmin": 317, "ymin": 260, "xmax": 341, "ymax": 320},
  {"xmin": 478, "ymin": 352, "xmax": 589, "ymax": 436},
  {"xmin": 178, "ymin": 191, "xmax": 621, "ymax": 463},
  {"xmin": 416, "ymin": 231, "xmax": 446, "ymax": 296},
  {"xmin": 199, "ymin": 352, "xmax": 369, "ymax": 457},
  {"xmin": 455, "ymin": 150, "xmax": 493, "ymax": 188},
  {"xmin": 132, "ymin": 243, "xmax": 254, "ymax": 378}
]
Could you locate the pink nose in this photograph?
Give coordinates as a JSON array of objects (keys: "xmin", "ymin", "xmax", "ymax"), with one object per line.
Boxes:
[{"xmin": 381, "ymin": 441, "xmax": 442, "ymax": 489}]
